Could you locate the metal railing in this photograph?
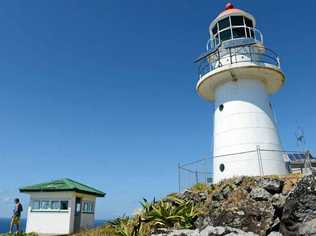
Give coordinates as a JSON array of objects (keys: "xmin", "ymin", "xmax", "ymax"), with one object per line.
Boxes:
[
  {"xmin": 177, "ymin": 149, "xmax": 310, "ymax": 192},
  {"xmin": 197, "ymin": 44, "xmax": 281, "ymax": 78}
]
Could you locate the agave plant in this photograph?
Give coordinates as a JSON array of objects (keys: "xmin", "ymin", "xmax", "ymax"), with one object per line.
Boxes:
[
  {"xmin": 140, "ymin": 196, "xmax": 201, "ymax": 229},
  {"xmin": 107, "ymin": 216, "xmax": 142, "ymax": 236}
]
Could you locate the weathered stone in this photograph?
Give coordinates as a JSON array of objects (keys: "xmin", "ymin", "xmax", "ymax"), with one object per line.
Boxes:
[
  {"xmin": 175, "ymin": 190, "xmax": 208, "ymax": 204},
  {"xmin": 194, "ymin": 216, "xmax": 212, "ymax": 230},
  {"xmin": 222, "ymin": 185, "xmax": 233, "ymax": 198},
  {"xmin": 280, "ymin": 175, "xmax": 316, "ymax": 236},
  {"xmin": 271, "ymin": 194, "xmax": 286, "ymax": 209},
  {"xmin": 212, "ymin": 192, "xmax": 224, "ymax": 201},
  {"xmin": 257, "ymin": 179, "xmax": 284, "ymax": 194},
  {"xmin": 233, "ymin": 176, "xmax": 244, "ymax": 186},
  {"xmin": 207, "ymin": 196, "xmax": 274, "ymax": 235},
  {"xmin": 267, "ymin": 232, "xmax": 283, "ymax": 236},
  {"xmin": 250, "ymin": 187, "xmax": 272, "ymax": 201}
]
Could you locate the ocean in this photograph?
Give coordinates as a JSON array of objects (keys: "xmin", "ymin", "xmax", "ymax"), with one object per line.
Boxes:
[{"xmin": 0, "ymin": 218, "xmax": 105, "ymax": 234}]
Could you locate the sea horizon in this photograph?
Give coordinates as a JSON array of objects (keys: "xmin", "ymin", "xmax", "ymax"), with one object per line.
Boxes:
[{"xmin": 0, "ymin": 218, "xmax": 106, "ymax": 234}]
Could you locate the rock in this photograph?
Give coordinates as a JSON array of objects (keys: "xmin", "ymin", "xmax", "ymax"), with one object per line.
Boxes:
[
  {"xmin": 175, "ymin": 190, "xmax": 208, "ymax": 204},
  {"xmin": 257, "ymin": 179, "xmax": 284, "ymax": 194},
  {"xmin": 194, "ymin": 216, "xmax": 212, "ymax": 229},
  {"xmin": 222, "ymin": 185, "xmax": 233, "ymax": 198},
  {"xmin": 250, "ymin": 187, "xmax": 272, "ymax": 201},
  {"xmin": 152, "ymin": 229, "xmax": 199, "ymax": 236},
  {"xmin": 207, "ymin": 193, "xmax": 275, "ymax": 235},
  {"xmin": 233, "ymin": 176, "xmax": 244, "ymax": 186},
  {"xmin": 152, "ymin": 226, "xmax": 258, "ymax": 236},
  {"xmin": 280, "ymin": 175, "xmax": 316, "ymax": 235},
  {"xmin": 271, "ymin": 194, "xmax": 286, "ymax": 210},
  {"xmin": 212, "ymin": 192, "xmax": 224, "ymax": 201},
  {"xmin": 267, "ymin": 232, "xmax": 283, "ymax": 236}
]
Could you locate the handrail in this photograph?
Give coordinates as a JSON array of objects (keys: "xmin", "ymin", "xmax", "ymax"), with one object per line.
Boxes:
[{"xmin": 197, "ymin": 44, "xmax": 281, "ymax": 78}]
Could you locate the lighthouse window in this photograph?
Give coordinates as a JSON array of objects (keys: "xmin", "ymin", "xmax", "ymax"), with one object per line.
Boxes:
[
  {"xmin": 219, "ymin": 164, "xmax": 225, "ymax": 172},
  {"xmin": 245, "ymin": 17, "xmax": 253, "ymax": 27},
  {"xmin": 218, "ymin": 17, "xmax": 230, "ymax": 30},
  {"xmin": 219, "ymin": 104, "xmax": 224, "ymax": 111},
  {"xmin": 233, "ymin": 27, "xmax": 246, "ymax": 38},
  {"xmin": 231, "ymin": 16, "xmax": 244, "ymax": 26},
  {"xmin": 220, "ymin": 29, "xmax": 232, "ymax": 41},
  {"xmin": 212, "ymin": 25, "xmax": 218, "ymax": 35}
]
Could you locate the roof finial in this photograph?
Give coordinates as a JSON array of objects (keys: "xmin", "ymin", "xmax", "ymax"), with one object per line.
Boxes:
[{"xmin": 225, "ymin": 3, "xmax": 234, "ymax": 10}]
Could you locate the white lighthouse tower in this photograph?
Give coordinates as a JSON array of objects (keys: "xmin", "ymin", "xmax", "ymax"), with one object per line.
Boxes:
[{"xmin": 195, "ymin": 3, "xmax": 288, "ymax": 183}]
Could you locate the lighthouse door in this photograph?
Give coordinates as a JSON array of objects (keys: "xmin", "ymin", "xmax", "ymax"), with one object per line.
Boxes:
[{"xmin": 74, "ymin": 197, "xmax": 82, "ymax": 232}]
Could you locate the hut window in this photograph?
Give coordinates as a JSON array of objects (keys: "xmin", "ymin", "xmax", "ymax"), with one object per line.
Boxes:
[
  {"xmin": 31, "ymin": 199, "xmax": 69, "ymax": 211},
  {"xmin": 41, "ymin": 201, "xmax": 50, "ymax": 209},
  {"xmin": 32, "ymin": 200, "xmax": 40, "ymax": 210},
  {"xmin": 51, "ymin": 201, "xmax": 61, "ymax": 210},
  {"xmin": 82, "ymin": 201, "xmax": 95, "ymax": 213},
  {"xmin": 60, "ymin": 201, "xmax": 69, "ymax": 210}
]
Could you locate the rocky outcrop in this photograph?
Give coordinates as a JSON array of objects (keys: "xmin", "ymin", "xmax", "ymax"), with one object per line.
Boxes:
[
  {"xmin": 280, "ymin": 175, "xmax": 316, "ymax": 236},
  {"xmin": 151, "ymin": 174, "xmax": 316, "ymax": 236}
]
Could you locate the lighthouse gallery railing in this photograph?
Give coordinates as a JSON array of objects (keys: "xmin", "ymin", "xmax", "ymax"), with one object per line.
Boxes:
[{"xmin": 196, "ymin": 44, "xmax": 281, "ymax": 78}]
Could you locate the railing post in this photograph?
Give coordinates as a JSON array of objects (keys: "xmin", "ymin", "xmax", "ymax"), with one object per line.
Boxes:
[
  {"xmin": 277, "ymin": 56, "xmax": 281, "ymax": 68},
  {"xmin": 217, "ymin": 50, "xmax": 222, "ymax": 67},
  {"xmin": 229, "ymin": 48, "xmax": 232, "ymax": 64}
]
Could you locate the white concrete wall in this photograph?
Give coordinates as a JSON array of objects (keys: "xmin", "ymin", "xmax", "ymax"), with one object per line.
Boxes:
[
  {"xmin": 25, "ymin": 192, "xmax": 75, "ymax": 235},
  {"xmin": 213, "ymin": 78, "xmax": 288, "ymax": 182}
]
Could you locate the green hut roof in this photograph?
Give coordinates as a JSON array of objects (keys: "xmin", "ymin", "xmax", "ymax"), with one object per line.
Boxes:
[{"xmin": 20, "ymin": 178, "xmax": 105, "ymax": 197}]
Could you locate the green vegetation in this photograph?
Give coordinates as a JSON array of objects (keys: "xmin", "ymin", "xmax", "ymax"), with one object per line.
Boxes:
[
  {"xmin": 75, "ymin": 195, "xmax": 204, "ymax": 236},
  {"xmin": 105, "ymin": 196, "xmax": 201, "ymax": 236}
]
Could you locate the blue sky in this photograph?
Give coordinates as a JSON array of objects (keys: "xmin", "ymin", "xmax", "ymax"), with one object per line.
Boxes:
[{"xmin": 0, "ymin": 0, "xmax": 315, "ymax": 219}]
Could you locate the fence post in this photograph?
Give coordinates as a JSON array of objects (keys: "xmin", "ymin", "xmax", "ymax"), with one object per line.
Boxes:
[
  {"xmin": 256, "ymin": 145, "xmax": 264, "ymax": 176},
  {"xmin": 178, "ymin": 163, "xmax": 181, "ymax": 193},
  {"xmin": 195, "ymin": 170, "xmax": 199, "ymax": 185}
]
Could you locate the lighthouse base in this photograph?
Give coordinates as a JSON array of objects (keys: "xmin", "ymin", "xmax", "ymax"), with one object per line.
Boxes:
[{"xmin": 212, "ymin": 149, "xmax": 288, "ymax": 183}]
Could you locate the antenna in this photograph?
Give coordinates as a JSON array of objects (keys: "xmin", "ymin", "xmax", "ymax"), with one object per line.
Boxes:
[
  {"xmin": 295, "ymin": 126, "xmax": 306, "ymax": 152},
  {"xmin": 295, "ymin": 126, "xmax": 315, "ymax": 176}
]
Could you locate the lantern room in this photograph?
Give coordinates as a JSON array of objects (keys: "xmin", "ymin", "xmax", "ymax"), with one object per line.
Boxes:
[{"xmin": 207, "ymin": 3, "xmax": 263, "ymax": 50}]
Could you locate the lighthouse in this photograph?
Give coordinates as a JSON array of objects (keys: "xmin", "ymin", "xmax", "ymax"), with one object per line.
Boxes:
[{"xmin": 195, "ymin": 3, "xmax": 288, "ymax": 183}]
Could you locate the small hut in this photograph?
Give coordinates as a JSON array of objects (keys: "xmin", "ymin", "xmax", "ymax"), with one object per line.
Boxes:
[{"xmin": 20, "ymin": 178, "xmax": 105, "ymax": 235}]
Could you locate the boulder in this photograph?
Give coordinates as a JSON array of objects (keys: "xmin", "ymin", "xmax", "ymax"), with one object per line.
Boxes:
[
  {"xmin": 222, "ymin": 185, "xmax": 233, "ymax": 198},
  {"xmin": 207, "ymin": 191, "xmax": 275, "ymax": 235},
  {"xmin": 257, "ymin": 179, "xmax": 284, "ymax": 194},
  {"xmin": 250, "ymin": 187, "xmax": 272, "ymax": 201},
  {"xmin": 176, "ymin": 190, "xmax": 208, "ymax": 204},
  {"xmin": 212, "ymin": 192, "xmax": 224, "ymax": 201},
  {"xmin": 280, "ymin": 175, "xmax": 316, "ymax": 235}
]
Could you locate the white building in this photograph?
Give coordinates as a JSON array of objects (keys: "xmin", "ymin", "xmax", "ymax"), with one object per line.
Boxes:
[
  {"xmin": 195, "ymin": 3, "xmax": 288, "ymax": 183},
  {"xmin": 20, "ymin": 178, "xmax": 105, "ymax": 235}
]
